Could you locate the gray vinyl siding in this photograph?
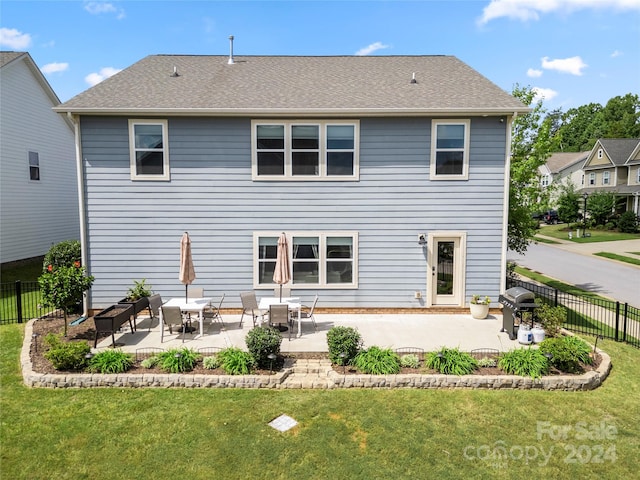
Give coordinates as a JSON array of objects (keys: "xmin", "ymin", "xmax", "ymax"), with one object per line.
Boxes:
[
  {"xmin": 0, "ymin": 57, "xmax": 79, "ymax": 263},
  {"xmin": 80, "ymin": 116, "xmax": 506, "ymax": 309}
]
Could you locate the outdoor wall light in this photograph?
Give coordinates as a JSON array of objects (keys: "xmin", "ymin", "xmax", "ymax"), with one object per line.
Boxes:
[{"xmin": 418, "ymin": 233, "xmax": 427, "ymax": 246}]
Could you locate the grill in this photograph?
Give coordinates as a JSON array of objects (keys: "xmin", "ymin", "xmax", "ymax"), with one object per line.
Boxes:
[{"xmin": 499, "ymin": 287, "xmax": 539, "ymax": 340}]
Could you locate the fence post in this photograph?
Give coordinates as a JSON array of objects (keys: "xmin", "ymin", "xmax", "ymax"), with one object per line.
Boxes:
[
  {"xmin": 554, "ymin": 288, "xmax": 558, "ymax": 307},
  {"xmin": 15, "ymin": 281, "xmax": 23, "ymax": 324},
  {"xmin": 615, "ymin": 302, "xmax": 620, "ymax": 342},
  {"xmin": 623, "ymin": 303, "xmax": 628, "ymax": 342}
]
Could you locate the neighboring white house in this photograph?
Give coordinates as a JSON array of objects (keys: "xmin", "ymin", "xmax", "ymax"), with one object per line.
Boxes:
[
  {"xmin": 0, "ymin": 52, "xmax": 79, "ymax": 264},
  {"xmin": 539, "ymin": 151, "xmax": 589, "ymax": 203}
]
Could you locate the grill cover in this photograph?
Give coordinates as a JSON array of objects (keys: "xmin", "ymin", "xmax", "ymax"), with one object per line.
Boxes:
[{"xmin": 503, "ymin": 287, "xmax": 535, "ymax": 304}]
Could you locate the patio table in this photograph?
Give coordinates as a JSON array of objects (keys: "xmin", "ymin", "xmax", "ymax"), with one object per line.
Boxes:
[
  {"xmin": 162, "ymin": 297, "xmax": 212, "ymax": 339},
  {"xmin": 258, "ymin": 297, "xmax": 302, "ymax": 338}
]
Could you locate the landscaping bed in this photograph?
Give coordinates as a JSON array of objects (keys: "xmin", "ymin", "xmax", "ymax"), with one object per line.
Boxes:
[{"xmin": 29, "ymin": 313, "xmax": 601, "ymax": 378}]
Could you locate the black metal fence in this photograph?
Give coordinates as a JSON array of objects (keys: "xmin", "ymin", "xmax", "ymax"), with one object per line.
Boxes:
[
  {"xmin": 0, "ymin": 281, "xmax": 46, "ymax": 324},
  {"xmin": 507, "ymin": 277, "xmax": 639, "ymax": 348}
]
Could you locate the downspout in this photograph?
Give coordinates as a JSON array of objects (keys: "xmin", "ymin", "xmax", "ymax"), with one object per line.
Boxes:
[
  {"xmin": 500, "ymin": 112, "xmax": 517, "ymax": 295},
  {"xmin": 67, "ymin": 112, "xmax": 90, "ymax": 317}
]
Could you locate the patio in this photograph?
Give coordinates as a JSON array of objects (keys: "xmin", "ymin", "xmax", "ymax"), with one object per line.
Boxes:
[{"xmin": 94, "ymin": 310, "xmax": 522, "ymax": 354}]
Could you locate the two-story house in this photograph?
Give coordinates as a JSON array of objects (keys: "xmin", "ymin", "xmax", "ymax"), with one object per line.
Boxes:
[
  {"xmin": 54, "ymin": 54, "xmax": 528, "ymax": 312},
  {"xmin": 0, "ymin": 52, "xmax": 79, "ymax": 264},
  {"xmin": 581, "ymin": 138, "xmax": 640, "ymax": 215},
  {"xmin": 538, "ymin": 151, "xmax": 589, "ymax": 203}
]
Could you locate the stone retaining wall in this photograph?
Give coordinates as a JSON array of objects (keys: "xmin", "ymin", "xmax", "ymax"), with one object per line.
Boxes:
[{"xmin": 21, "ymin": 319, "xmax": 611, "ymax": 390}]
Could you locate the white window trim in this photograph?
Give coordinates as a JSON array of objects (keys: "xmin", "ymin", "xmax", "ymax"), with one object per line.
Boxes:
[
  {"xmin": 429, "ymin": 119, "xmax": 470, "ymax": 181},
  {"xmin": 128, "ymin": 119, "xmax": 170, "ymax": 181},
  {"xmin": 251, "ymin": 120, "xmax": 360, "ymax": 181},
  {"xmin": 253, "ymin": 231, "xmax": 358, "ymax": 289},
  {"xmin": 637, "ymin": 167, "xmax": 640, "ymax": 184},
  {"xmin": 28, "ymin": 150, "xmax": 40, "ymax": 182},
  {"xmin": 603, "ymin": 170, "xmax": 610, "ymax": 185},
  {"xmin": 589, "ymin": 172, "xmax": 596, "ymax": 185},
  {"xmin": 597, "ymin": 149, "xmax": 603, "ymax": 159}
]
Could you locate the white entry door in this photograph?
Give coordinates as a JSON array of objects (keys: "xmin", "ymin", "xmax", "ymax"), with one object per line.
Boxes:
[{"xmin": 428, "ymin": 233, "xmax": 466, "ymax": 307}]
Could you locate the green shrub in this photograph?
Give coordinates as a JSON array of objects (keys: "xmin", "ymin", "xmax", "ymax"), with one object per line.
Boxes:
[
  {"xmin": 477, "ymin": 357, "xmax": 497, "ymax": 368},
  {"xmin": 202, "ymin": 355, "xmax": 221, "ymax": 370},
  {"xmin": 141, "ymin": 356, "xmax": 160, "ymax": 369},
  {"xmin": 399, "ymin": 354, "xmax": 420, "ymax": 369},
  {"xmin": 617, "ymin": 211, "xmax": 639, "ymax": 233},
  {"xmin": 539, "ymin": 335, "xmax": 593, "ymax": 373},
  {"xmin": 43, "ymin": 240, "xmax": 81, "ymax": 271},
  {"xmin": 245, "ymin": 326, "xmax": 282, "ymax": 368},
  {"xmin": 498, "ymin": 348, "xmax": 549, "ymax": 379},
  {"xmin": 354, "ymin": 346, "xmax": 400, "ymax": 374},
  {"xmin": 87, "ymin": 349, "xmax": 134, "ymax": 374},
  {"xmin": 327, "ymin": 326, "xmax": 362, "ymax": 365},
  {"xmin": 43, "ymin": 333, "xmax": 90, "ymax": 370},
  {"xmin": 425, "ymin": 347, "xmax": 478, "ymax": 375},
  {"xmin": 157, "ymin": 348, "xmax": 200, "ymax": 373},
  {"xmin": 217, "ymin": 347, "xmax": 255, "ymax": 375},
  {"xmin": 536, "ymin": 300, "xmax": 566, "ymax": 337}
]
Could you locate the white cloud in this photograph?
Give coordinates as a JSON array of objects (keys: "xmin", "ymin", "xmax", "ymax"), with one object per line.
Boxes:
[
  {"xmin": 478, "ymin": 0, "xmax": 640, "ymax": 25},
  {"xmin": 610, "ymin": 50, "xmax": 623, "ymax": 57},
  {"xmin": 84, "ymin": 2, "xmax": 125, "ymax": 20},
  {"xmin": 532, "ymin": 87, "xmax": 559, "ymax": 103},
  {"xmin": 0, "ymin": 27, "xmax": 32, "ymax": 49},
  {"xmin": 41, "ymin": 62, "xmax": 69, "ymax": 74},
  {"xmin": 541, "ymin": 56, "xmax": 587, "ymax": 75},
  {"xmin": 355, "ymin": 42, "xmax": 390, "ymax": 56},
  {"xmin": 85, "ymin": 67, "xmax": 121, "ymax": 86},
  {"xmin": 527, "ymin": 68, "xmax": 543, "ymax": 78}
]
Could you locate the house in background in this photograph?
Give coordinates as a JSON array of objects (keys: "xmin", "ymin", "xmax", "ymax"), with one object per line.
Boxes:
[
  {"xmin": 581, "ymin": 138, "xmax": 640, "ymax": 215},
  {"xmin": 538, "ymin": 151, "xmax": 589, "ymax": 203},
  {"xmin": 0, "ymin": 52, "xmax": 79, "ymax": 265},
  {"xmin": 55, "ymin": 53, "xmax": 528, "ymax": 311}
]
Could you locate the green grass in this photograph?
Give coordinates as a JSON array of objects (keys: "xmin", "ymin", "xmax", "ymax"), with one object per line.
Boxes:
[
  {"xmin": 537, "ymin": 225, "xmax": 640, "ymax": 243},
  {"xmin": 532, "ymin": 235, "xmax": 561, "ymax": 244},
  {"xmin": 594, "ymin": 252, "xmax": 640, "ymax": 266},
  {"xmin": 2, "ymin": 323, "xmax": 639, "ymax": 479}
]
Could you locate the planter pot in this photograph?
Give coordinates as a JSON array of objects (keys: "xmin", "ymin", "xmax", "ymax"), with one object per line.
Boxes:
[
  {"xmin": 94, "ymin": 304, "xmax": 134, "ymax": 347},
  {"xmin": 118, "ymin": 296, "xmax": 149, "ymax": 317},
  {"xmin": 470, "ymin": 303, "xmax": 490, "ymax": 319}
]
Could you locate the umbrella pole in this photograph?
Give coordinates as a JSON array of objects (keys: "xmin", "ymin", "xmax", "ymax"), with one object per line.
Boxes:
[
  {"xmin": 186, "ymin": 285, "xmax": 188, "ymax": 302},
  {"xmin": 279, "ymin": 284, "xmax": 282, "ymax": 302}
]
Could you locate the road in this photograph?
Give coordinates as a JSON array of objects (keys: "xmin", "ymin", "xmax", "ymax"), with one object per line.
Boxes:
[{"xmin": 507, "ymin": 239, "xmax": 640, "ymax": 308}]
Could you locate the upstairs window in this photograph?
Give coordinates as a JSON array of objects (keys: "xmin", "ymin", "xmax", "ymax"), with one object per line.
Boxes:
[
  {"xmin": 430, "ymin": 120, "xmax": 470, "ymax": 180},
  {"xmin": 129, "ymin": 119, "xmax": 170, "ymax": 181},
  {"xmin": 603, "ymin": 171, "xmax": 610, "ymax": 185},
  {"xmin": 541, "ymin": 174, "xmax": 550, "ymax": 187},
  {"xmin": 28, "ymin": 151, "xmax": 40, "ymax": 181},
  {"xmin": 252, "ymin": 121, "xmax": 359, "ymax": 180},
  {"xmin": 589, "ymin": 172, "xmax": 596, "ymax": 185},
  {"xmin": 597, "ymin": 149, "xmax": 603, "ymax": 159}
]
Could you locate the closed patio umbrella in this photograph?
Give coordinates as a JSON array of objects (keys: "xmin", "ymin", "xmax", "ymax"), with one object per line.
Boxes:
[
  {"xmin": 179, "ymin": 232, "xmax": 196, "ymax": 302},
  {"xmin": 273, "ymin": 232, "xmax": 291, "ymax": 302}
]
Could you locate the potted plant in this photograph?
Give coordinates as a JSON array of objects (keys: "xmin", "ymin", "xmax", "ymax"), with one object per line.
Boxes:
[
  {"xmin": 469, "ymin": 295, "xmax": 491, "ymax": 319},
  {"xmin": 118, "ymin": 279, "xmax": 152, "ymax": 323}
]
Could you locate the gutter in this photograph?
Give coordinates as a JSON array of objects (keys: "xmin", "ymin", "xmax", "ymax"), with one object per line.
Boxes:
[
  {"xmin": 500, "ymin": 111, "xmax": 518, "ymax": 295},
  {"xmin": 67, "ymin": 112, "xmax": 90, "ymax": 317}
]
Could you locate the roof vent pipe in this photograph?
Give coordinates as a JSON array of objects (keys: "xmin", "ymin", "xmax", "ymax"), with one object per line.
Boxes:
[
  {"xmin": 228, "ymin": 35, "xmax": 235, "ymax": 65},
  {"xmin": 410, "ymin": 72, "xmax": 417, "ymax": 84}
]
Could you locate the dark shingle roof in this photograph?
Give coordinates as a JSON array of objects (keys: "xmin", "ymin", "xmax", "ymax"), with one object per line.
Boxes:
[
  {"xmin": 55, "ymin": 55, "xmax": 528, "ymax": 116},
  {"xmin": 599, "ymin": 139, "xmax": 640, "ymax": 166}
]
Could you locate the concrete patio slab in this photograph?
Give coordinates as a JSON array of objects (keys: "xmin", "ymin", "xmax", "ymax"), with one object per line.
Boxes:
[{"xmin": 95, "ymin": 312, "xmax": 522, "ymax": 354}]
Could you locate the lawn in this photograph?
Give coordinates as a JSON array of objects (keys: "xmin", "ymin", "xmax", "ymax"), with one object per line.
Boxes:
[
  {"xmin": 536, "ymin": 225, "xmax": 640, "ymax": 243},
  {"xmin": 1, "ymin": 324, "xmax": 638, "ymax": 479}
]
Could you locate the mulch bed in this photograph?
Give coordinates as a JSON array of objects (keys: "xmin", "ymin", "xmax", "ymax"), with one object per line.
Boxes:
[{"xmin": 29, "ymin": 312, "xmax": 601, "ymax": 377}]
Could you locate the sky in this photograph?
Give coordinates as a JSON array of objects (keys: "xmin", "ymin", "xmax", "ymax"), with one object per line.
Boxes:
[{"xmin": 1, "ymin": 0, "xmax": 639, "ymax": 110}]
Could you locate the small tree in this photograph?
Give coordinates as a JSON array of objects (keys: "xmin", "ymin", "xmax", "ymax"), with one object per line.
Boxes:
[
  {"xmin": 39, "ymin": 263, "xmax": 94, "ymax": 336},
  {"xmin": 556, "ymin": 182, "xmax": 581, "ymax": 224},
  {"xmin": 588, "ymin": 191, "xmax": 616, "ymax": 226},
  {"xmin": 42, "ymin": 239, "xmax": 81, "ymax": 272},
  {"xmin": 617, "ymin": 211, "xmax": 639, "ymax": 233}
]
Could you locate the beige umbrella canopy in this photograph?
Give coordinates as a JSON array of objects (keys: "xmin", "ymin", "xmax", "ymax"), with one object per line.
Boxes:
[
  {"xmin": 179, "ymin": 232, "xmax": 196, "ymax": 301},
  {"xmin": 273, "ymin": 232, "xmax": 291, "ymax": 301}
]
